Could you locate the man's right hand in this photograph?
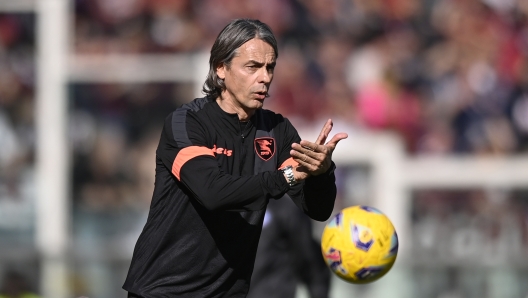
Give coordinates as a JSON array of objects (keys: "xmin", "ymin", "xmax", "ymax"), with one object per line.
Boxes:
[{"xmin": 290, "ymin": 119, "xmax": 348, "ymax": 181}]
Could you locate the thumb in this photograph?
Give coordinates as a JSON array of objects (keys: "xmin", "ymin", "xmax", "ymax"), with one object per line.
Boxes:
[{"xmin": 325, "ymin": 133, "xmax": 348, "ymax": 151}]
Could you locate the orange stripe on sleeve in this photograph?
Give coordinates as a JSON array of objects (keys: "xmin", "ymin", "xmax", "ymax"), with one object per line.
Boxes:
[
  {"xmin": 172, "ymin": 146, "xmax": 215, "ymax": 180},
  {"xmin": 279, "ymin": 157, "xmax": 298, "ymax": 169}
]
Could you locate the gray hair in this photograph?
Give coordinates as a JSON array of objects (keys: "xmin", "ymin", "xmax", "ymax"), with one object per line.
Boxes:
[{"xmin": 202, "ymin": 19, "xmax": 278, "ymax": 99}]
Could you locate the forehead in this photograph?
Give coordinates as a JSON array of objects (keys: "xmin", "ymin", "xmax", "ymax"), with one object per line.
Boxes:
[{"xmin": 235, "ymin": 38, "xmax": 276, "ymax": 62}]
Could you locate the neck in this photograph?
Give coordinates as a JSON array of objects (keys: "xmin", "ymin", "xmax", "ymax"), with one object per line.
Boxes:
[{"xmin": 216, "ymin": 94, "xmax": 254, "ymax": 121}]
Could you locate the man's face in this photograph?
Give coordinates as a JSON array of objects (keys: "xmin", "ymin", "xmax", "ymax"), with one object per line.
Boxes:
[{"xmin": 216, "ymin": 38, "xmax": 276, "ymax": 112}]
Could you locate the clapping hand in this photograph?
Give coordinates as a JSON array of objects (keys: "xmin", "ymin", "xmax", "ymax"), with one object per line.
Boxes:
[{"xmin": 290, "ymin": 119, "xmax": 348, "ymax": 180}]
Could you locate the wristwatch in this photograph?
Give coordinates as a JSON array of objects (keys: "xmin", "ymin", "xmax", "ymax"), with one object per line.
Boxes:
[{"xmin": 280, "ymin": 165, "xmax": 297, "ymax": 186}]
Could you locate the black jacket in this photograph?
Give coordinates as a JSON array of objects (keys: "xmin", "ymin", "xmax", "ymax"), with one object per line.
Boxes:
[{"xmin": 123, "ymin": 97, "xmax": 337, "ymax": 297}]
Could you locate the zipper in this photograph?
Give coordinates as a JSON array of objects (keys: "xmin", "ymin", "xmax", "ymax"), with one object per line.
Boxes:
[{"xmin": 239, "ymin": 121, "xmax": 247, "ymax": 173}]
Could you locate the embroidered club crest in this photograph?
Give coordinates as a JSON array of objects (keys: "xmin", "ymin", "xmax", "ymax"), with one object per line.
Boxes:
[{"xmin": 254, "ymin": 137, "xmax": 275, "ymax": 161}]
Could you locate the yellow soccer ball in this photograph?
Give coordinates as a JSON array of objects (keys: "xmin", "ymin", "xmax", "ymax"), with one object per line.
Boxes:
[{"xmin": 321, "ymin": 205, "xmax": 398, "ymax": 284}]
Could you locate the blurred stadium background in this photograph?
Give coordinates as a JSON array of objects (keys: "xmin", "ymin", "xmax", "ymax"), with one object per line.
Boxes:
[{"xmin": 0, "ymin": 0, "xmax": 528, "ymax": 297}]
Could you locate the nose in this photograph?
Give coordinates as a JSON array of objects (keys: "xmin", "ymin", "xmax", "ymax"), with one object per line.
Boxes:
[{"xmin": 258, "ymin": 67, "xmax": 272, "ymax": 84}]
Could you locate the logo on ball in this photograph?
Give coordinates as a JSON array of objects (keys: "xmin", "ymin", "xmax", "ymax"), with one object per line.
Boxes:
[
  {"xmin": 351, "ymin": 223, "xmax": 374, "ymax": 251},
  {"xmin": 323, "ymin": 248, "xmax": 348, "ymax": 275}
]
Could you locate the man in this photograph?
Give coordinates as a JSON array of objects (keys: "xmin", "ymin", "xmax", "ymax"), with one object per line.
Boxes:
[
  {"xmin": 123, "ymin": 18, "xmax": 347, "ymax": 298},
  {"xmin": 248, "ymin": 197, "xmax": 330, "ymax": 298}
]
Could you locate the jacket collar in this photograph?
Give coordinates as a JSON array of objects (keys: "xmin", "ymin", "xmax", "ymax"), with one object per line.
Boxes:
[{"xmin": 211, "ymin": 99, "xmax": 257, "ymax": 137}]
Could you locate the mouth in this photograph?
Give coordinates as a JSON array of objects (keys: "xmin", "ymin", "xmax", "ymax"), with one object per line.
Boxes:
[{"xmin": 254, "ymin": 91, "xmax": 268, "ymax": 100}]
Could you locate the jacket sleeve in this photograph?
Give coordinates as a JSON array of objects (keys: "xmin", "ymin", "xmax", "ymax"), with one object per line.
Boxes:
[
  {"xmin": 277, "ymin": 118, "xmax": 338, "ymax": 222},
  {"xmin": 156, "ymin": 111, "xmax": 289, "ymax": 212}
]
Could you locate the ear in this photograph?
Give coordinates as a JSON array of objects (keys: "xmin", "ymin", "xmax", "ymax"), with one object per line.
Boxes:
[{"xmin": 216, "ymin": 63, "xmax": 226, "ymax": 80}]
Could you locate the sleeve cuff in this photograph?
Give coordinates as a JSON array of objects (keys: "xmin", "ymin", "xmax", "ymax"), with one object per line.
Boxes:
[
  {"xmin": 305, "ymin": 161, "xmax": 336, "ymax": 189},
  {"xmin": 260, "ymin": 171, "xmax": 290, "ymax": 198}
]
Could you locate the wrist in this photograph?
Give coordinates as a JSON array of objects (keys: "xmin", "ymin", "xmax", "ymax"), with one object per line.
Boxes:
[{"xmin": 280, "ymin": 165, "xmax": 298, "ymax": 186}]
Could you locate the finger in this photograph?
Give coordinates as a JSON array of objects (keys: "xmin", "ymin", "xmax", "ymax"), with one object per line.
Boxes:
[
  {"xmin": 294, "ymin": 158, "xmax": 312, "ymax": 170},
  {"xmin": 295, "ymin": 142, "xmax": 319, "ymax": 156},
  {"xmin": 297, "ymin": 156, "xmax": 319, "ymax": 172},
  {"xmin": 315, "ymin": 119, "xmax": 332, "ymax": 145},
  {"xmin": 315, "ymin": 119, "xmax": 333, "ymax": 145},
  {"xmin": 291, "ymin": 151, "xmax": 311, "ymax": 166},
  {"xmin": 325, "ymin": 133, "xmax": 348, "ymax": 150},
  {"xmin": 291, "ymin": 146, "xmax": 315, "ymax": 161}
]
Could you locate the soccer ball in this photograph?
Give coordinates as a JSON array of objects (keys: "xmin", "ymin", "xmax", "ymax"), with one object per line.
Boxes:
[{"xmin": 321, "ymin": 205, "xmax": 398, "ymax": 284}]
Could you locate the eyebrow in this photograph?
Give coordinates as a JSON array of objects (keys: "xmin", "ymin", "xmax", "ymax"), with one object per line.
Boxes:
[{"xmin": 247, "ymin": 60, "xmax": 276, "ymax": 67}]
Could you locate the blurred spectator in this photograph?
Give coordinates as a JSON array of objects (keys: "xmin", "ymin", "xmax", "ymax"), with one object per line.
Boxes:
[
  {"xmin": 266, "ymin": 43, "xmax": 323, "ymax": 124},
  {"xmin": 0, "ymin": 13, "xmax": 36, "ymax": 244},
  {"xmin": 248, "ymin": 197, "xmax": 330, "ymax": 298},
  {"xmin": 0, "ymin": 13, "xmax": 38, "ymax": 298},
  {"xmin": 70, "ymin": 83, "xmax": 188, "ymax": 212}
]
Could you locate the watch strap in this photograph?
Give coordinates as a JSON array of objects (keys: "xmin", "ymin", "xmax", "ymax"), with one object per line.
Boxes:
[{"xmin": 280, "ymin": 165, "xmax": 297, "ymax": 186}]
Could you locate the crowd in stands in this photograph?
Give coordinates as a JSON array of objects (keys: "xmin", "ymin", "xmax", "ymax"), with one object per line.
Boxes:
[{"xmin": 73, "ymin": 0, "xmax": 528, "ymax": 154}]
